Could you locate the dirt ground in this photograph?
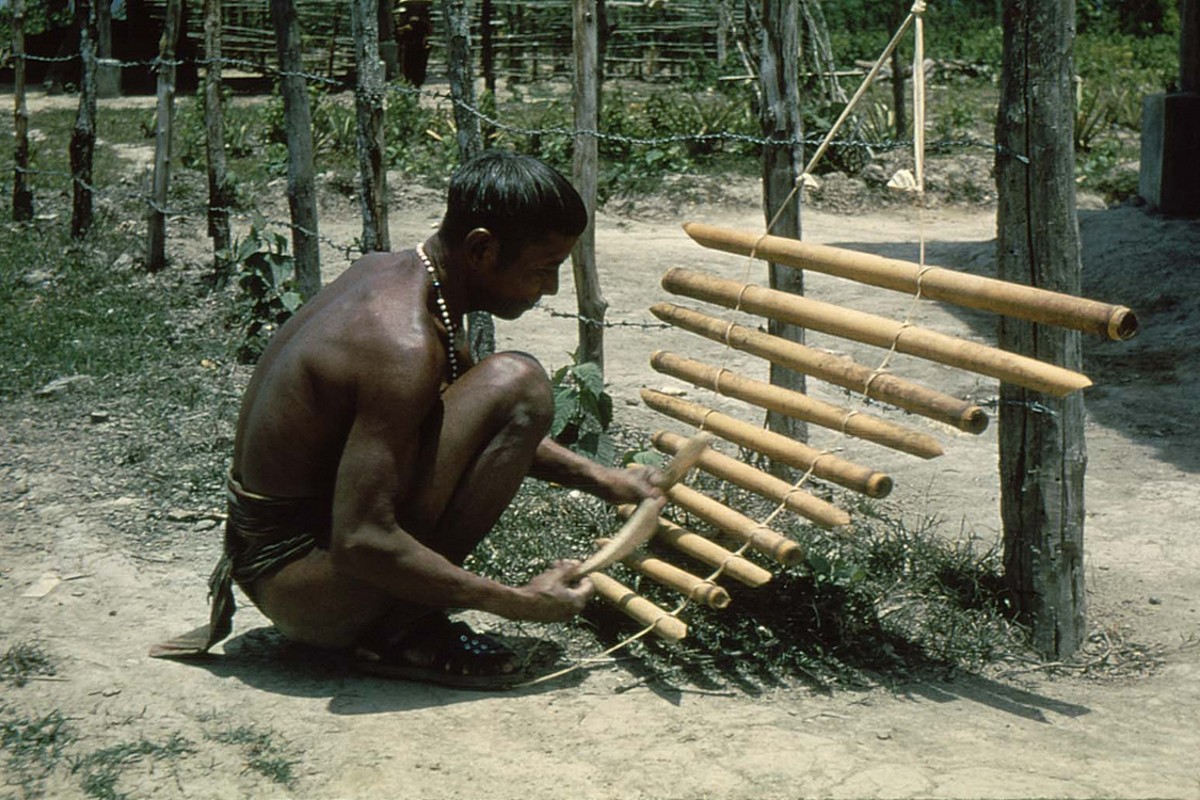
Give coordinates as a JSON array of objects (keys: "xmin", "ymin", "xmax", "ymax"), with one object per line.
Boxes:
[{"xmin": 3, "ymin": 166, "xmax": 1200, "ymax": 799}]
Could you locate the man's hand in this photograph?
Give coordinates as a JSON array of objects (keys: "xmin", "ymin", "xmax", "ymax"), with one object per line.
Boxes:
[
  {"xmin": 515, "ymin": 560, "xmax": 595, "ymax": 622},
  {"xmin": 592, "ymin": 464, "xmax": 663, "ymax": 505}
]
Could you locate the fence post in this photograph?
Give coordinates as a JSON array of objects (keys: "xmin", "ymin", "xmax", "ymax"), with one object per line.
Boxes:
[
  {"xmin": 95, "ymin": 0, "xmax": 119, "ymax": 97},
  {"xmin": 757, "ymin": 0, "xmax": 807, "ymax": 446},
  {"xmin": 270, "ymin": 0, "xmax": 322, "ymax": 299},
  {"xmin": 571, "ymin": 0, "xmax": 606, "ymax": 370},
  {"xmin": 350, "ymin": 0, "xmax": 390, "ymax": 252},
  {"xmin": 11, "ymin": 0, "xmax": 34, "ymax": 221},
  {"xmin": 146, "ymin": 0, "xmax": 182, "ymax": 269},
  {"xmin": 441, "ymin": 0, "xmax": 495, "ymax": 359},
  {"xmin": 996, "ymin": 0, "xmax": 1087, "ymax": 659},
  {"xmin": 69, "ymin": 0, "xmax": 98, "ymax": 238},
  {"xmin": 203, "ymin": 0, "xmax": 234, "ymax": 275}
]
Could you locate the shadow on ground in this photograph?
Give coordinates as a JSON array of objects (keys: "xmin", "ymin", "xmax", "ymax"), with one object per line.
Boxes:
[{"xmin": 164, "ymin": 625, "xmax": 586, "ymax": 715}]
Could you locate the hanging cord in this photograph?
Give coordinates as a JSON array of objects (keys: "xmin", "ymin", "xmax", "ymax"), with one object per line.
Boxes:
[{"xmin": 524, "ymin": 2, "xmax": 933, "ymax": 690}]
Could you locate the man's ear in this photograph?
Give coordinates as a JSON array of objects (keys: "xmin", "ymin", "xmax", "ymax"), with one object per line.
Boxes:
[{"xmin": 463, "ymin": 228, "xmax": 500, "ymax": 271}]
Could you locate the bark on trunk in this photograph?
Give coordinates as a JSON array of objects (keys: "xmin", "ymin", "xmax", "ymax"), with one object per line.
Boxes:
[
  {"xmin": 571, "ymin": 0, "xmax": 607, "ymax": 370},
  {"xmin": 70, "ymin": 0, "xmax": 98, "ymax": 239},
  {"xmin": 995, "ymin": 0, "xmax": 1087, "ymax": 659},
  {"xmin": 12, "ymin": 0, "xmax": 34, "ymax": 221},
  {"xmin": 351, "ymin": 0, "xmax": 390, "ymax": 252},
  {"xmin": 270, "ymin": 0, "xmax": 322, "ymax": 299},
  {"xmin": 757, "ymin": 0, "xmax": 806, "ymax": 447},
  {"xmin": 146, "ymin": 0, "xmax": 182, "ymax": 269},
  {"xmin": 203, "ymin": 0, "xmax": 234, "ymax": 276}
]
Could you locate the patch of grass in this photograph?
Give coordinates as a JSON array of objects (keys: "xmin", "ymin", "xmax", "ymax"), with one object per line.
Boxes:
[
  {"xmin": 69, "ymin": 734, "xmax": 194, "ymax": 800},
  {"xmin": 0, "ymin": 642, "xmax": 58, "ymax": 687},
  {"xmin": 0, "ymin": 706, "xmax": 76, "ymax": 798},
  {"xmin": 209, "ymin": 725, "xmax": 300, "ymax": 788},
  {"xmin": 478, "ymin": 469, "xmax": 1029, "ymax": 691}
]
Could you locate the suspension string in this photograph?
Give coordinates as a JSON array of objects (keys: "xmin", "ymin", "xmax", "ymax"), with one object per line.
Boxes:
[{"xmin": 538, "ymin": 3, "xmax": 934, "ymax": 686}]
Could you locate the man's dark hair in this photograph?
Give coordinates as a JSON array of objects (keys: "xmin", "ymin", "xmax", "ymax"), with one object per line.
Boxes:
[{"xmin": 439, "ymin": 151, "xmax": 587, "ymax": 264}]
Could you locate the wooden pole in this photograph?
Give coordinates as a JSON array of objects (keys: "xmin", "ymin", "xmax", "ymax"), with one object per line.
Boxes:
[
  {"xmin": 643, "ymin": 389, "xmax": 893, "ymax": 499},
  {"xmin": 589, "ymin": 572, "xmax": 688, "ymax": 641},
  {"xmin": 441, "ymin": 0, "xmax": 496, "ymax": 360},
  {"xmin": 651, "ymin": 302, "xmax": 989, "ymax": 433},
  {"xmin": 146, "ymin": 0, "xmax": 182, "ymax": 268},
  {"xmin": 270, "ymin": 0, "xmax": 322, "ymax": 300},
  {"xmin": 12, "ymin": 0, "xmax": 34, "ymax": 222},
  {"xmin": 651, "ymin": 351, "xmax": 944, "ymax": 459},
  {"xmin": 69, "ymin": 0, "xmax": 98, "ymax": 239},
  {"xmin": 95, "ymin": 0, "xmax": 119, "ymax": 97},
  {"xmin": 652, "ymin": 430, "xmax": 851, "ymax": 529},
  {"xmin": 683, "ymin": 222, "xmax": 1138, "ymax": 341},
  {"xmin": 615, "ymin": 504, "xmax": 774, "ymax": 588},
  {"xmin": 665, "ymin": 483, "xmax": 804, "ymax": 566},
  {"xmin": 662, "ymin": 268, "xmax": 1093, "ymax": 397},
  {"xmin": 996, "ymin": 0, "xmax": 1087, "ymax": 659},
  {"xmin": 571, "ymin": 0, "xmax": 607, "ymax": 369},
  {"xmin": 203, "ymin": 0, "xmax": 234, "ymax": 277},
  {"xmin": 758, "ymin": 0, "xmax": 807, "ymax": 446},
  {"xmin": 594, "ymin": 538, "xmax": 731, "ymax": 609},
  {"xmin": 1183, "ymin": 0, "xmax": 1200, "ymax": 94},
  {"xmin": 351, "ymin": 0, "xmax": 390, "ymax": 252}
]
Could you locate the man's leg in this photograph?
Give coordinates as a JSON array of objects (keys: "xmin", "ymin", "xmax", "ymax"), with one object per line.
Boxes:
[{"xmin": 250, "ymin": 352, "xmax": 553, "ymax": 649}]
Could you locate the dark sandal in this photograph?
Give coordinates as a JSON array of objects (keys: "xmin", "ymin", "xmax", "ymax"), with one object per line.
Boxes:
[{"xmin": 354, "ymin": 615, "xmax": 524, "ymax": 690}]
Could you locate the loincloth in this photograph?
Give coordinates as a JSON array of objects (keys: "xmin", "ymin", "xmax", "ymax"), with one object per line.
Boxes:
[{"xmin": 154, "ymin": 474, "xmax": 331, "ymax": 657}]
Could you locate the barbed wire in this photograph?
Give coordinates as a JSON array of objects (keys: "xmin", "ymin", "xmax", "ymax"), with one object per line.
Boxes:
[{"xmin": 5, "ymin": 51, "xmax": 1026, "ymax": 162}]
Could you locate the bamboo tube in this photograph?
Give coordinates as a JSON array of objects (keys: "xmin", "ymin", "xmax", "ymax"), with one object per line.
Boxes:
[
  {"xmin": 589, "ymin": 572, "xmax": 688, "ymax": 642},
  {"xmin": 665, "ymin": 484, "xmax": 805, "ymax": 566},
  {"xmin": 642, "ymin": 389, "xmax": 893, "ymax": 498},
  {"xmin": 651, "ymin": 431, "xmax": 850, "ymax": 529},
  {"xmin": 594, "ymin": 537, "xmax": 731, "ymax": 609},
  {"xmin": 684, "ymin": 222, "xmax": 1139, "ymax": 341},
  {"xmin": 616, "ymin": 504, "xmax": 773, "ymax": 587},
  {"xmin": 662, "ymin": 269, "xmax": 1093, "ymax": 397},
  {"xmin": 651, "ymin": 351, "xmax": 944, "ymax": 459},
  {"xmin": 651, "ymin": 303, "xmax": 989, "ymax": 434}
]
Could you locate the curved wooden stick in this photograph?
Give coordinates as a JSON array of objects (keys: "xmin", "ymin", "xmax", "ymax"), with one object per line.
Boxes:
[{"xmin": 573, "ymin": 433, "xmax": 712, "ymax": 576}]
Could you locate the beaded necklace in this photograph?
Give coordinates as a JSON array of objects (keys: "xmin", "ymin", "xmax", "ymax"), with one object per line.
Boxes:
[{"xmin": 416, "ymin": 242, "xmax": 461, "ymax": 382}]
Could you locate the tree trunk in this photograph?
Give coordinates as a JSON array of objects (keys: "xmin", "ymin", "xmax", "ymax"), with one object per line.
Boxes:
[
  {"xmin": 70, "ymin": 0, "xmax": 98, "ymax": 239},
  {"xmin": 351, "ymin": 0, "xmax": 390, "ymax": 252},
  {"xmin": 481, "ymin": 0, "xmax": 495, "ymax": 96},
  {"xmin": 757, "ymin": 0, "xmax": 806, "ymax": 447},
  {"xmin": 12, "ymin": 0, "xmax": 34, "ymax": 222},
  {"xmin": 441, "ymin": 0, "xmax": 496, "ymax": 360},
  {"xmin": 1183, "ymin": 0, "xmax": 1199, "ymax": 93},
  {"xmin": 571, "ymin": 0, "xmax": 607, "ymax": 370},
  {"xmin": 270, "ymin": 0, "xmax": 322, "ymax": 299},
  {"xmin": 95, "ymin": 0, "xmax": 119, "ymax": 97},
  {"xmin": 146, "ymin": 0, "xmax": 182, "ymax": 269},
  {"xmin": 203, "ymin": 0, "xmax": 234, "ymax": 277},
  {"xmin": 995, "ymin": 0, "xmax": 1087, "ymax": 659},
  {"xmin": 890, "ymin": 0, "xmax": 907, "ymax": 139}
]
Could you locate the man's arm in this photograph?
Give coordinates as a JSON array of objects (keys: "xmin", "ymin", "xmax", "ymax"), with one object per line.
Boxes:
[{"xmin": 529, "ymin": 437, "xmax": 662, "ymax": 505}]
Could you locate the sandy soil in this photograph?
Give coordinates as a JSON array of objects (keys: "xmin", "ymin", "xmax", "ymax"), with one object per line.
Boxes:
[{"xmin": 2, "ymin": 173, "xmax": 1199, "ymax": 799}]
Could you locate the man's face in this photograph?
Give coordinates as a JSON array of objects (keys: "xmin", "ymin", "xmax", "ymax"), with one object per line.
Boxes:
[{"xmin": 481, "ymin": 232, "xmax": 576, "ymax": 320}]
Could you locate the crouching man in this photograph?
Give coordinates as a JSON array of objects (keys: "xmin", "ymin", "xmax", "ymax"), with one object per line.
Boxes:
[{"xmin": 152, "ymin": 151, "xmax": 660, "ymax": 688}]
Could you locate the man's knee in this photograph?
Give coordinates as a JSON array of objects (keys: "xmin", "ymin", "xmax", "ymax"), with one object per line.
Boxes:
[{"xmin": 478, "ymin": 351, "xmax": 554, "ymax": 432}]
